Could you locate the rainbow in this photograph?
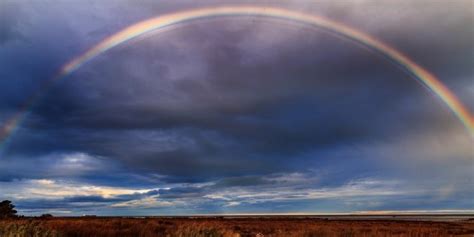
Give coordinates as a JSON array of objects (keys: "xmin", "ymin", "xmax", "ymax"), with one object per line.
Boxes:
[{"xmin": 1, "ymin": 6, "xmax": 473, "ymax": 153}]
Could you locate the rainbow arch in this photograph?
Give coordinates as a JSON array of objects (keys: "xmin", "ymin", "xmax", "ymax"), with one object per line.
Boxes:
[{"xmin": 1, "ymin": 6, "xmax": 473, "ymax": 153}]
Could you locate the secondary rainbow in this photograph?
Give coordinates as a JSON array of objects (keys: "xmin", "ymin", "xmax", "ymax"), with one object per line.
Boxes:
[{"xmin": 1, "ymin": 6, "xmax": 473, "ymax": 153}]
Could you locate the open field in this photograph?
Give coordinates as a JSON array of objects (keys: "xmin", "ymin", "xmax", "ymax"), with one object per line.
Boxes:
[{"xmin": 0, "ymin": 216, "xmax": 473, "ymax": 237}]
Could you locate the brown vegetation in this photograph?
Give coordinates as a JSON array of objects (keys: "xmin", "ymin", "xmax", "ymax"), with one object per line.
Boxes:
[{"xmin": 0, "ymin": 217, "xmax": 473, "ymax": 237}]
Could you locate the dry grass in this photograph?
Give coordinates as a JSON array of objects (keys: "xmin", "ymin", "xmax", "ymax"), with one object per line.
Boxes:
[{"xmin": 0, "ymin": 217, "xmax": 473, "ymax": 237}]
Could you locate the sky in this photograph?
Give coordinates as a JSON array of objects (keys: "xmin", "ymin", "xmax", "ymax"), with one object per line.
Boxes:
[{"xmin": 0, "ymin": 0, "xmax": 472, "ymax": 216}]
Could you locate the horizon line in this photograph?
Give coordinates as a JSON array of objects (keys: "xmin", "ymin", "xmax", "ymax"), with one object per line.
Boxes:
[{"xmin": 21, "ymin": 210, "xmax": 474, "ymax": 217}]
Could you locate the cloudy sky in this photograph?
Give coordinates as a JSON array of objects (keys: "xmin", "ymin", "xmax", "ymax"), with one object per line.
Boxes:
[{"xmin": 0, "ymin": 0, "xmax": 472, "ymax": 216}]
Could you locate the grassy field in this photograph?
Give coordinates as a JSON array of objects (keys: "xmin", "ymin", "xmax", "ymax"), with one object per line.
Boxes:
[{"xmin": 0, "ymin": 217, "xmax": 473, "ymax": 237}]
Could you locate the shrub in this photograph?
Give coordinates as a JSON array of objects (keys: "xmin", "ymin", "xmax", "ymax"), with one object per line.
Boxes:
[{"xmin": 0, "ymin": 200, "xmax": 17, "ymax": 219}]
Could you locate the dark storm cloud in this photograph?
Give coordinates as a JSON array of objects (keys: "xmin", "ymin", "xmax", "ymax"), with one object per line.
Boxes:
[
  {"xmin": 213, "ymin": 176, "xmax": 274, "ymax": 188},
  {"xmin": 16, "ymin": 195, "xmax": 129, "ymax": 211},
  {"xmin": 0, "ymin": 2, "xmax": 22, "ymax": 45},
  {"xmin": 0, "ymin": 1, "xmax": 92, "ymax": 113},
  {"xmin": 6, "ymin": 18, "xmax": 464, "ymax": 180}
]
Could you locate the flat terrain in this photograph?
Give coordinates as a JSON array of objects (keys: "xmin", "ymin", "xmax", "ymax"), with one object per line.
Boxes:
[{"xmin": 0, "ymin": 216, "xmax": 473, "ymax": 237}]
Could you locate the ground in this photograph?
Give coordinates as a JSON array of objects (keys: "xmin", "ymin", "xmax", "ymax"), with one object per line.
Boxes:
[{"xmin": 1, "ymin": 216, "xmax": 473, "ymax": 237}]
